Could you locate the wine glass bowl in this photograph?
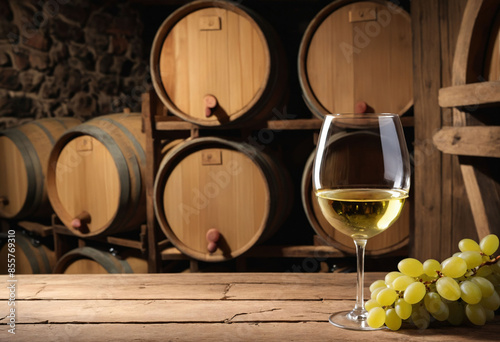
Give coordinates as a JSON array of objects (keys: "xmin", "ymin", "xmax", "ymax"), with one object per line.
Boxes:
[{"xmin": 313, "ymin": 113, "xmax": 410, "ymax": 330}]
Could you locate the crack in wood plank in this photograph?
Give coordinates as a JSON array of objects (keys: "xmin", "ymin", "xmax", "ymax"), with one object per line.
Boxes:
[
  {"xmin": 27, "ymin": 284, "xmax": 47, "ymax": 299},
  {"xmin": 222, "ymin": 283, "xmax": 233, "ymax": 299},
  {"xmin": 225, "ymin": 308, "xmax": 282, "ymax": 323}
]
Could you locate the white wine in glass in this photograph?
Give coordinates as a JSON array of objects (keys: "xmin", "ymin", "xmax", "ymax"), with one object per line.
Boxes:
[{"xmin": 313, "ymin": 113, "xmax": 410, "ymax": 330}]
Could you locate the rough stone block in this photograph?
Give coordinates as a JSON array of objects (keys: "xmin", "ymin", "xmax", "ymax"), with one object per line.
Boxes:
[{"xmin": 0, "ymin": 68, "xmax": 20, "ymax": 90}]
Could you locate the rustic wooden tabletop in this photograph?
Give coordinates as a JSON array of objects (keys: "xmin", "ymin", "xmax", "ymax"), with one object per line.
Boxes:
[{"xmin": 0, "ymin": 272, "xmax": 498, "ymax": 341}]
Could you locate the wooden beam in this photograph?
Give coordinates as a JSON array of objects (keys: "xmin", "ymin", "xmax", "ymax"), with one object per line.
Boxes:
[
  {"xmin": 439, "ymin": 81, "xmax": 500, "ymax": 107},
  {"xmin": 155, "ymin": 117, "xmax": 414, "ymax": 132},
  {"xmin": 412, "ymin": 0, "xmax": 444, "ymax": 260},
  {"xmin": 142, "ymin": 91, "xmax": 162, "ymax": 273},
  {"xmin": 16, "ymin": 221, "xmax": 53, "ymax": 237},
  {"xmin": 433, "ymin": 126, "xmax": 500, "ymax": 158}
]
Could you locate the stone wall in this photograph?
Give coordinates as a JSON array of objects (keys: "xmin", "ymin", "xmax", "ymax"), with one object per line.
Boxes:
[{"xmin": 0, "ymin": 0, "xmax": 150, "ymax": 129}]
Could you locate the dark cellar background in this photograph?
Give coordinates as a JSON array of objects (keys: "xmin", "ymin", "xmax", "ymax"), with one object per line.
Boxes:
[{"xmin": 0, "ymin": 0, "xmax": 413, "ymax": 273}]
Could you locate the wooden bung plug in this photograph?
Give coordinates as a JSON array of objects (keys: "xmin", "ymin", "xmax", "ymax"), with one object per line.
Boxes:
[
  {"xmin": 206, "ymin": 228, "xmax": 221, "ymax": 253},
  {"xmin": 354, "ymin": 101, "xmax": 367, "ymax": 114},
  {"xmin": 0, "ymin": 196, "xmax": 8, "ymax": 206},
  {"xmin": 204, "ymin": 95, "xmax": 218, "ymax": 117},
  {"xmin": 71, "ymin": 211, "xmax": 91, "ymax": 231}
]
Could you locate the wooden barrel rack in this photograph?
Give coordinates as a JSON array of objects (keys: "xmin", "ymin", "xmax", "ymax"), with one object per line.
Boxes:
[
  {"xmin": 142, "ymin": 90, "xmax": 414, "ymax": 272},
  {"xmin": 0, "ymin": 0, "xmax": 416, "ymax": 273}
]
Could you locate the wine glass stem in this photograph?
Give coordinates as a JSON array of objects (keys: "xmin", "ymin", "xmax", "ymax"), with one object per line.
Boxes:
[{"xmin": 353, "ymin": 238, "xmax": 367, "ymax": 315}]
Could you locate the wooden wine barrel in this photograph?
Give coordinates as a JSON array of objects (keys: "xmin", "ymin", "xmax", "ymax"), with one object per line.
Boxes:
[
  {"xmin": 154, "ymin": 137, "xmax": 292, "ymax": 262},
  {"xmin": 298, "ymin": 0, "xmax": 412, "ymax": 118},
  {"xmin": 150, "ymin": 0, "xmax": 287, "ymax": 127},
  {"xmin": 0, "ymin": 232, "xmax": 55, "ymax": 274},
  {"xmin": 46, "ymin": 113, "xmax": 146, "ymax": 237},
  {"xmin": 435, "ymin": 0, "xmax": 500, "ymax": 243},
  {"xmin": 53, "ymin": 247, "xmax": 147, "ymax": 274},
  {"xmin": 0, "ymin": 117, "xmax": 81, "ymax": 219},
  {"xmin": 301, "ymin": 151, "xmax": 410, "ymax": 256}
]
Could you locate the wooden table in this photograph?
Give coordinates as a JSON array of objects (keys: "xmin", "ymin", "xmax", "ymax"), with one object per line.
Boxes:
[{"xmin": 1, "ymin": 272, "xmax": 498, "ymax": 341}]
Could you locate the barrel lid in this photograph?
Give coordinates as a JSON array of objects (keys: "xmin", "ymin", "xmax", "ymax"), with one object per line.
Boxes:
[
  {"xmin": 298, "ymin": 0, "xmax": 413, "ymax": 117},
  {"xmin": 54, "ymin": 136, "xmax": 120, "ymax": 234},
  {"xmin": 156, "ymin": 140, "xmax": 271, "ymax": 261},
  {"xmin": 152, "ymin": 1, "xmax": 271, "ymax": 125},
  {"xmin": 0, "ymin": 136, "xmax": 29, "ymax": 218}
]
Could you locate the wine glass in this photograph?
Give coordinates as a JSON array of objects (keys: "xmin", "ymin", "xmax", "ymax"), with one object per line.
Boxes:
[{"xmin": 312, "ymin": 113, "xmax": 410, "ymax": 330}]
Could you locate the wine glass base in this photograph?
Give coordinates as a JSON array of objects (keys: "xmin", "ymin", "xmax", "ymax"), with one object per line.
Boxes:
[{"xmin": 329, "ymin": 311, "xmax": 384, "ymax": 331}]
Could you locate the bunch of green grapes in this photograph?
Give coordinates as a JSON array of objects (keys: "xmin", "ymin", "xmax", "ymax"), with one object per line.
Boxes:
[{"xmin": 366, "ymin": 234, "xmax": 500, "ymax": 330}]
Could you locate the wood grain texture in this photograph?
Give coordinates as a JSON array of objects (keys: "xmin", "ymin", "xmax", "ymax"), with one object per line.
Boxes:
[
  {"xmin": 142, "ymin": 92, "xmax": 163, "ymax": 273},
  {"xmin": 445, "ymin": 0, "xmax": 500, "ymax": 240},
  {"xmin": 484, "ymin": 11, "xmax": 500, "ymax": 81},
  {"xmin": 412, "ymin": 0, "xmax": 445, "ymax": 260},
  {"xmin": 412, "ymin": 0, "xmax": 472, "ymax": 261},
  {"xmin": 439, "ymin": 81, "xmax": 500, "ymax": 107},
  {"xmin": 438, "ymin": 0, "xmax": 477, "ymax": 257},
  {"xmin": 53, "ymin": 247, "xmax": 148, "ymax": 274},
  {"xmin": 154, "ymin": 118, "xmax": 414, "ymax": 131},
  {"xmin": 298, "ymin": 0, "xmax": 413, "ymax": 118},
  {"xmin": 0, "ymin": 118, "xmax": 81, "ymax": 219},
  {"xmin": 55, "ymin": 137, "xmax": 121, "ymax": 231},
  {"xmin": 47, "ymin": 114, "xmax": 146, "ymax": 237},
  {"xmin": 154, "ymin": 137, "xmax": 292, "ymax": 262},
  {"xmin": 0, "ymin": 273, "xmax": 498, "ymax": 341},
  {"xmin": 433, "ymin": 126, "xmax": 500, "ymax": 158},
  {"xmin": 0, "ymin": 234, "xmax": 55, "ymax": 274},
  {"xmin": 162, "ymin": 147, "xmax": 268, "ymax": 257},
  {"xmin": 0, "ymin": 136, "xmax": 27, "ymax": 217},
  {"xmin": 151, "ymin": 1, "xmax": 286, "ymax": 127},
  {"xmin": 160, "ymin": 8, "xmax": 266, "ymax": 119},
  {"xmin": 1, "ymin": 322, "xmax": 498, "ymax": 342}
]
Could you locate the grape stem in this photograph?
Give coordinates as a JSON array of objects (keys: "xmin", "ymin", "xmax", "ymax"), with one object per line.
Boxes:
[{"xmin": 481, "ymin": 254, "xmax": 500, "ymax": 266}]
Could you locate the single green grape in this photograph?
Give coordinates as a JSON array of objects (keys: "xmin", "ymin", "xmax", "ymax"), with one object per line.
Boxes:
[
  {"xmin": 384, "ymin": 271, "xmax": 403, "ymax": 288},
  {"xmin": 460, "ymin": 280, "xmax": 482, "ymax": 304},
  {"xmin": 395, "ymin": 298, "xmax": 412, "ymax": 320},
  {"xmin": 476, "ymin": 265, "xmax": 492, "ymax": 277},
  {"xmin": 392, "ymin": 275, "xmax": 415, "ymax": 291},
  {"xmin": 431, "ymin": 301, "xmax": 449, "ymax": 321},
  {"xmin": 480, "ymin": 290, "xmax": 500, "ymax": 311},
  {"xmin": 436, "ymin": 277, "xmax": 461, "ymax": 301},
  {"xmin": 470, "ymin": 276, "xmax": 494, "ymax": 297},
  {"xmin": 458, "ymin": 251, "xmax": 483, "ymax": 269},
  {"xmin": 424, "ymin": 292, "xmax": 442, "ymax": 313},
  {"xmin": 459, "ymin": 238, "xmax": 481, "ymax": 252},
  {"xmin": 369, "ymin": 279, "xmax": 387, "ymax": 293},
  {"xmin": 447, "ymin": 300, "xmax": 465, "ymax": 326},
  {"xmin": 371, "ymin": 286, "xmax": 385, "ymax": 300},
  {"xmin": 423, "ymin": 259, "xmax": 441, "ymax": 278},
  {"xmin": 490, "ymin": 260, "xmax": 500, "ymax": 274},
  {"xmin": 465, "ymin": 304, "xmax": 486, "ymax": 326},
  {"xmin": 366, "ymin": 307, "xmax": 385, "ymax": 328},
  {"xmin": 365, "ymin": 299, "xmax": 381, "ymax": 311},
  {"xmin": 398, "ymin": 258, "xmax": 424, "ymax": 277},
  {"xmin": 480, "ymin": 234, "xmax": 499, "ymax": 256},
  {"xmin": 404, "ymin": 281, "xmax": 426, "ymax": 304},
  {"xmin": 376, "ymin": 288, "xmax": 398, "ymax": 306},
  {"xmin": 410, "ymin": 304, "xmax": 430, "ymax": 330},
  {"xmin": 485, "ymin": 273, "xmax": 500, "ymax": 287},
  {"xmin": 385, "ymin": 308, "xmax": 402, "ymax": 331},
  {"xmin": 441, "ymin": 256, "xmax": 467, "ymax": 278},
  {"xmin": 485, "ymin": 308, "xmax": 495, "ymax": 322}
]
